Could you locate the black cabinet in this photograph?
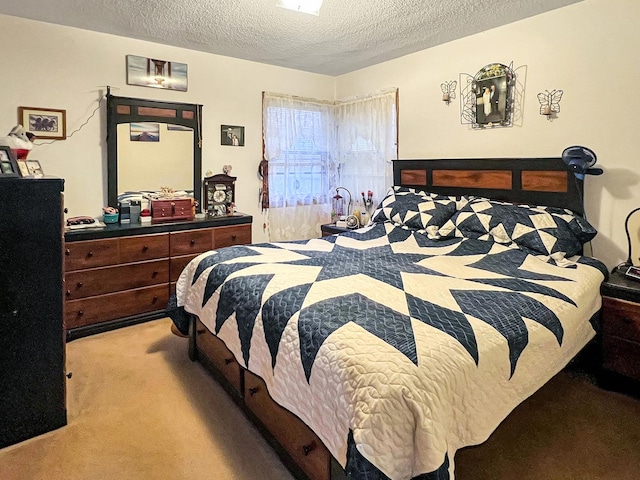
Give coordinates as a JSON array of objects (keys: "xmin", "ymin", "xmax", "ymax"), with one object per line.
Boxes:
[{"xmin": 0, "ymin": 177, "xmax": 67, "ymax": 448}]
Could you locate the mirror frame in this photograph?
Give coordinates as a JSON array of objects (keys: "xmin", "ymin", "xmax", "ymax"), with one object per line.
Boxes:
[{"xmin": 106, "ymin": 94, "xmax": 203, "ymax": 211}]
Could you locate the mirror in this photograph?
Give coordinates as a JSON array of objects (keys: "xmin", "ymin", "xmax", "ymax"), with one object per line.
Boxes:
[
  {"xmin": 472, "ymin": 63, "xmax": 514, "ymax": 127},
  {"xmin": 107, "ymin": 94, "xmax": 202, "ymax": 211}
]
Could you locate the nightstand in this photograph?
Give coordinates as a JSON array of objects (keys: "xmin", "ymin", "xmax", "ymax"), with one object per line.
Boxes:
[
  {"xmin": 321, "ymin": 223, "xmax": 350, "ymax": 236},
  {"xmin": 600, "ymin": 270, "xmax": 640, "ymax": 389}
]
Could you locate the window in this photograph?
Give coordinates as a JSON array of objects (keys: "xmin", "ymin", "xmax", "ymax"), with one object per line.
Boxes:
[{"xmin": 263, "ymin": 89, "xmax": 397, "ymax": 241}]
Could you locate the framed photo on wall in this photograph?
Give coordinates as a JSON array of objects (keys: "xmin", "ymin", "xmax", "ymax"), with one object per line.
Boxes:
[
  {"xmin": 18, "ymin": 107, "xmax": 67, "ymax": 140},
  {"xmin": 126, "ymin": 54, "xmax": 188, "ymax": 92},
  {"xmin": 221, "ymin": 125, "xmax": 244, "ymax": 146}
]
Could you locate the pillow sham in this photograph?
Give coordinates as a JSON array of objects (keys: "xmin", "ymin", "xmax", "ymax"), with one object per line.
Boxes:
[
  {"xmin": 437, "ymin": 198, "xmax": 597, "ymax": 258},
  {"xmin": 369, "ymin": 186, "xmax": 457, "ymax": 234}
]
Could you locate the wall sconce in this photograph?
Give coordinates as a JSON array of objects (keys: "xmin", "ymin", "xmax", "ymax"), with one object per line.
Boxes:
[
  {"xmin": 537, "ymin": 89, "xmax": 563, "ymax": 120},
  {"xmin": 440, "ymin": 81, "xmax": 457, "ymax": 105}
]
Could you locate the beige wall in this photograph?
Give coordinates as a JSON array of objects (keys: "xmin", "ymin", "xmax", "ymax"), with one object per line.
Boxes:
[
  {"xmin": 0, "ymin": 14, "xmax": 334, "ymax": 244},
  {"xmin": 1, "ymin": 0, "xmax": 638, "ymax": 268},
  {"xmin": 336, "ymin": 0, "xmax": 640, "ymax": 270}
]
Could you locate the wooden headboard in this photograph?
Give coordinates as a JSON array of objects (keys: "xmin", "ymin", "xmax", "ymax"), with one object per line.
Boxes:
[{"xmin": 393, "ymin": 158, "xmax": 585, "ymax": 216}]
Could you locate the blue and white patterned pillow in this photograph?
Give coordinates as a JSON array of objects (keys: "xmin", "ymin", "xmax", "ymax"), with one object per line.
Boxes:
[
  {"xmin": 370, "ymin": 186, "xmax": 457, "ymax": 236},
  {"xmin": 437, "ymin": 198, "xmax": 597, "ymax": 258}
]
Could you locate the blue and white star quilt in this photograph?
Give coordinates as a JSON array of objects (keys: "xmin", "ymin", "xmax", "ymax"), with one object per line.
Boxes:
[{"xmin": 176, "ymin": 222, "xmax": 606, "ymax": 480}]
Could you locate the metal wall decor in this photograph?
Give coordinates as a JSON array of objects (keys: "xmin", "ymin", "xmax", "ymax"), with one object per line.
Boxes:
[
  {"xmin": 440, "ymin": 81, "xmax": 457, "ymax": 105},
  {"xmin": 538, "ymin": 89, "xmax": 563, "ymax": 120},
  {"xmin": 459, "ymin": 62, "xmax": 519, "ymax": 129}
]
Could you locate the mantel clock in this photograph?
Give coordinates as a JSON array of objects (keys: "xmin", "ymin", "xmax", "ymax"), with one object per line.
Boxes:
[{"xmin": 203, "ymin": 174, "xmax": 236, "ymax": 216}]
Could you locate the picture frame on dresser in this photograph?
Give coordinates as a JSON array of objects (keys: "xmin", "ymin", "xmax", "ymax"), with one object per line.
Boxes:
[
  {"xmin": 26, "ymin": 159, "xmax": 44, "ymax": 177},
  {"xmin": 17, "ymin": 159, "xmax": 30, "ymax": 177},
  {"xmin": 0, "ymin": 146, "xmax": 19, "ymax": 178}
]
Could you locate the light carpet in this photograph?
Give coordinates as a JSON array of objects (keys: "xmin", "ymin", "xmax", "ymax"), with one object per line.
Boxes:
[{"xmin": 1, "ymin": 318, "xmax": 639, "ymax": 480}]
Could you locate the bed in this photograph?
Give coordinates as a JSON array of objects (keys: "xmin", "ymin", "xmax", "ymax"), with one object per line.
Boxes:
[{"xmin": 174, "ymin": 158, "xmax": 608, "ymax": 480}]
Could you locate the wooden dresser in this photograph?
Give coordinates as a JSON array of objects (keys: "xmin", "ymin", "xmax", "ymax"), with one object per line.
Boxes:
[
  {"xmin": 0, "ymin": 177, "xmax": 67, "ymax": 448},
  {"xmin": 64, "ymin": 214, "xmax": 252, "ymax": 340}
]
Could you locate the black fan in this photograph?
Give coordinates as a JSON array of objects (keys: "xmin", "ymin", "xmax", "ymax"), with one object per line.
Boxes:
[{"xmin": 561, "ymin": 146, "xmax": 603, "ymax": 178}]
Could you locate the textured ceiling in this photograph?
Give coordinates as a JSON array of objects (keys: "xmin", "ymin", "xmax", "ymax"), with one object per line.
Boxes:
[{"xmin": 0, "ymin": 0, "xmax": 580, "ymax": 76}]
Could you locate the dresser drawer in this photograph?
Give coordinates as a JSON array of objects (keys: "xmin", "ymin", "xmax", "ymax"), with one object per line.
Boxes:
[
  {"xmin": 65, "ymin": 259, "xmax": 169, "ymax": 300},
  {"xmin": 119, "ymin": 233, "xmax": 169, "ymax": 263},
  {"xmin": 602, "ymin": 336, "xmax": 640, "ymax": 381},
  {"xmin": 214, "ymin": 224, "xmax": 252, "ymax": 249},
  {"xmin": 170, "ymin": 229, "xmax": 213, "ymax": 256},
  {"xmin": 244, "ymin": 371, "xmax": 330, "ymax": 480},
  {"xmin": 65, "ymin": 238, "xmax": 119, "ymax": 271},
  {"xmin": 170, "ymin": 254, "xmax": 200, "ymax": 282},
  {"xmin": 195, "ymin": 319, "xmax": 242, "ymax": 394},
  {"xmin": 65, "ymin": 284, "xmax": 169, "ymax": 329},
  {"xmin": 602, "ymin": 297, "xmax": 640, "ymax": 343}
]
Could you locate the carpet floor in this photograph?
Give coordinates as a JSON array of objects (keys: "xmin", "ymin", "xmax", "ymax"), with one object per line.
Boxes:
[{"xmin": 1, "ymin": 318, "xmax": 639, "ymax": 480}]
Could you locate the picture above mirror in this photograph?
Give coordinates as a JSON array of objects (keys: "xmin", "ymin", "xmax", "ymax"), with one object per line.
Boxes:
[{"xmin": 106, "ymin": 94, "xmax": 203, "ymax": 211}]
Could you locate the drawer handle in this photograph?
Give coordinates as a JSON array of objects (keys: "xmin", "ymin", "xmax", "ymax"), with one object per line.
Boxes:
[
  {"xmin": 65, "ymin": 248, "xmax": 70, "ymax": 256},
  {"xmin": 231, "ymin": 235, "xmax": 237, "ymax": 241},
  {"xmin": 302, "ymin": 442, "xmax": 315, "ymax": 456},
  {"xmin": 152, "ymin": 271, "xmax": 158, "ymax": 277},
  {"xmin": 78, "ymin": 310, "xmax": 84, "ymax": 316},
  {"xmin": 87, "ymin": 251, "xmax": 94, "ymax": 258},
  {"xmin": 248, "ymin": 387, "xmax": 259, "ymax": 396},
  {"xmin": 224, "ymin": 357, "xmax": 234, "ymax": 365},
  {"xmin": 190, "ymin": 239, "xmax": 196, "ymax": 245},
  {"xmin": 622, "ymin": 317, "xmax": 634, "ymax": 325},
  {"xmin": 66, "ymin": 290, "xmax": 71, "ymax": 297},
  {"xmin": 152, "ymin": 296, "xmax": 158, "ymax": 303},
  {"xmin": 197, "ymin": 328, "xmax": 206, "ymax": 334},
  {"xmin": 77, "ymin": 282, "xmax": 83, "ymax": 288},
  {"xmin": 142, "ymin": 246, "xmax": 149, "ymax": 252},
  {"xmin": 66, "ymin": 372, "xmax": 72, "ymax": 379}
]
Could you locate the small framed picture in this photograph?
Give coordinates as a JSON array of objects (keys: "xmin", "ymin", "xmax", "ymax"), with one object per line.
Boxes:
[
  {"xmin": 18, "ymin": 106, "xmax": 67, "ymax": 140},
  {"xmin": 16, "ymin": 160, "xmax": 30, "ymax": 177},
  {"xmin": 221, "ymin": 125, "xmax": 244, "ymax": 146},
  {"xmin": 26, "ymin": 159, "xmax": 44, "ymax": 177},
  {"xmin": 0, "ymin": 146, "xmax": 19, "ymax": 178}
]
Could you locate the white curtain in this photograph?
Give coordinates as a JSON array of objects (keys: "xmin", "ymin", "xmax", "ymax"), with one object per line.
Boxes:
[
  {"xmin": 334, "ymin": 88, "xmax": 398, "ymax": 224},
  {"xmin": 263, "ymin": 89, "xmax": 397, "ymax": 241},
  {"xmin": 263, "ymin": 93, "xmax": 337, "ymax": 241}
]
